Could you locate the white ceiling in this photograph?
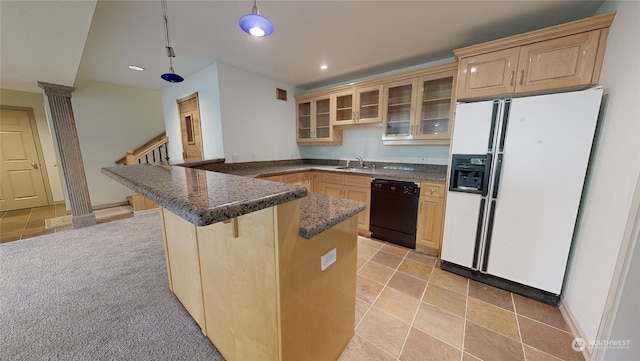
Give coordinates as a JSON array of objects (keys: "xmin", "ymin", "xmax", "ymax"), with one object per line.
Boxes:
[{"xmin": 1, "ymin": 0, "xmax": 605, "ymax": 94}]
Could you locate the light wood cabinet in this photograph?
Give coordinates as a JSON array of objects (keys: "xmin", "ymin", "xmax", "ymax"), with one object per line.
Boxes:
[
  {"xmin": 416, "ymin": 182, "xmax": 445, "ymax": 257},
  {"xmin": 296, "ymin": 96, "xmax": 342, "ymax": 145},
  {"xmin": 455, "ymin": 13, "xmax": 614, "ymax": 100},
  {"xmin": 296, "ymin": 62, "xmax": 457, "ymax": 147},
  {"xmin": 382, "ymin": 78, "xmax": 417, "ymax": 140},
  {"xmin": 382, "ymin": 63, "xmax": 457, "ymax": 145},
  {"xmin": 319, "ymin": 172, "xmax": 371, "ymax": 236},
  {"xmin": 162, "ymin": 200, "xmax": 358, "ymax": 361},
  {"xmin": 261, "ymin": 172, "xmax": 312, "ymax": 192},
  {"xmin": 334, "ymin": 85, "xmax": 383, "ymax": 125},
  {"xmin": 310, "ymin": 171, "xmax": 322, "ymax": 193}
]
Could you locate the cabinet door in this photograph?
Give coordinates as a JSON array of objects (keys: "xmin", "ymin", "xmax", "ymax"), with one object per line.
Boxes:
[
  {"xmin": 161, "ymin": 209, "xmax": 206, "ymax": 330},
  {"xmin": 314, "ymin": 96, "xmax": 333, "ymax": 140},
  {"xmin": 321, "ymin": 172, "xmax": 345, "ymax": 185},
  {"xmin": 300, "ymin": 172, "xmax": 311, "ymax": 191},
  {"xmin": 382, "ymin": 78, "xmax": 417, "ymax": 139},
  {"xmin": 296, "ymin": 100, "xmax": 313, "ymax": 142},
  {"xmin": 334, "ymin": 91, "xmax": 356, "ymax": 125},
  {"xmin": 415, "ymin": 71, "xmax": 455, "ymax": 141},
  {"xmin": 416, "ymin": 196, "xmax": 444, "ymax": 257},
  {"xmin": 344, "ymin": 185, "xmax": 371, "ymax": 233},
  {"xmin": 355, "ymin": 85, "xmax": 383, "ymax": 124},
  {"xmin": 310, "ymin": 172, "xmax": 322, "ymax": 193},
  {"xmin": 321, "ymin": 183, "xmax": 343, "ymax": 198},
  {"xmin": 456, "ymin": 47, "xmax": 520, "ymax": 100},
  {"xmin": 515, "ymin": 30, "xmax": 602, "ymax": 93}
]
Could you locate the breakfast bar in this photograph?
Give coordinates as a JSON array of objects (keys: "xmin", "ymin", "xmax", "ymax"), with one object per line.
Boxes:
[{"xmin": 102, "ymin": 164, "xmax": 367, "ymax": 361}]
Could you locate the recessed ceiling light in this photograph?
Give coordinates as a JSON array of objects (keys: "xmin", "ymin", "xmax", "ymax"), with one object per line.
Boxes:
[
  {"xmin": 128, "ymin": 65, "xmax": 145, "ymax": 71},
  {"xmin": 320, "ymin": 65, "xmax": 328, "ymax": 70}
]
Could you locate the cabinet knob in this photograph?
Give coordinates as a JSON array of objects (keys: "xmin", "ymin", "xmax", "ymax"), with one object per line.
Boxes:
[
  {"xmin": 510, "ymin": 71, "xmax": 515, "ymax": 86},
  {"xmin": 519, "ymin": 70, "xmax": 525, "ymax": 85},
  {"xmin": 31, "ymin": 162, "xmax": 39, "ymax": 169}
]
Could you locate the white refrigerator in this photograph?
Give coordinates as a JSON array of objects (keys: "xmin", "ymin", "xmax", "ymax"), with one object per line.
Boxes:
[{"xmin": 440, "ymin": 87, "xmax": 604, "ymax": 305}]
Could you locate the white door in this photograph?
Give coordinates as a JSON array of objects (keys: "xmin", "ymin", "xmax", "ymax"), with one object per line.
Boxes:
[
  {"xmin": 441, "ymin": 192, "xmax": 486, "ymax": 268},
  {"xmin": 450, "ymin": 100, "xmax": 500, "ymax": 154},
  {"xmin": 486, "ymin": 88, "xmax": 604, "ymax": 294},
  {"xmin": 442, "ymin": 100, "xmax": 499, "ymax": 267},
  {"xmin": 0, "ymin": 108, "xmax": 49, "ymax": 211}
]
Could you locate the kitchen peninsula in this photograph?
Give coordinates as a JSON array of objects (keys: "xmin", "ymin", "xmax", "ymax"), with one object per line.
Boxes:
[{"xmin": 102, "ymin": 164, "xmax": 367, "ymax": 361}]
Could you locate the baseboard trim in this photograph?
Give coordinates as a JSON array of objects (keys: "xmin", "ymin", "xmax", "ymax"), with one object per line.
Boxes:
[
  {"xmin": 92, "ymin": 201, "xmax": 130, "ymax": 210},
  {"xmin": 559, "ymin": 300, "xmax": 591, "ymax": 361}
]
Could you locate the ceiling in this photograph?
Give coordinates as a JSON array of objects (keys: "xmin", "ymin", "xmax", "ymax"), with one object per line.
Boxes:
[{"xmin": 1, "ymin": 0, "xmax": 605, "ymax": 94}]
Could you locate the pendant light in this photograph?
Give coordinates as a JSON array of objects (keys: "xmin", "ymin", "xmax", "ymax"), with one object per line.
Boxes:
[
  {"xmin": 239, "ymin": 0, "xmax": 274, "ymax": 37},
  {"xmin": 160, "ymin": 0, "xmax": 183, "ymax": 83}
]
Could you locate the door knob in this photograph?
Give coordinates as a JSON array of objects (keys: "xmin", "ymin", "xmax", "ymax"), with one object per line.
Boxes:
[{"xmin": 31, "ymin": 162, "xmax": 39, "ymax": 169}]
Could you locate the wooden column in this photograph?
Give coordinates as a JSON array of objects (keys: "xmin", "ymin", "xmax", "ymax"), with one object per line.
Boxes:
[{"xmin": 38, "ymin": 82, "xmax": 96, "ymax": 228}]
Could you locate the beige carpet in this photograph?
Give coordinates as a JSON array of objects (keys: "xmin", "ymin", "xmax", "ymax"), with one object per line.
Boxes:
[
  {"xmin": 44, "ymin": 206, "xmax": 133, "ymax": 229},
  {"xmin": 1, "ymin": 209, "xmax": 224, "ymax": 360}
]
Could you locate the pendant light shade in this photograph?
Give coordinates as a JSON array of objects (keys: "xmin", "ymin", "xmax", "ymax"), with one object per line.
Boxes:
[
  {"xmin": 161, "ymin": 64, "xmax": 184, "ymax": 83},
  {"xmin": 239, "ymin": 0, "xmax": 274, "ymax": 37},
  {"xmin": 160, "ymin": 0, "xmax": 183, "ymax": 83}
]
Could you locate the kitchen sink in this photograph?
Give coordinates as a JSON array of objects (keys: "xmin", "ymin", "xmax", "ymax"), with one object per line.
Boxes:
[{"xmin": 336, "ymin": 166, "xmax": 373, "ymax": 172}]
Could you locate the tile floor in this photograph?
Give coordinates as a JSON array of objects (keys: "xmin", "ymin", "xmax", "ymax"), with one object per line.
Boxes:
[
  {"xmin": 338, "ymin": 236, "xmax": 585, "ymax": 361},
  {"xmin": 2, "ymin": 207, "xmax": 584, "ymax": 361},
  {"xmin": 0, "ymin": 204, "xmax": 133, "ymax": 243}
]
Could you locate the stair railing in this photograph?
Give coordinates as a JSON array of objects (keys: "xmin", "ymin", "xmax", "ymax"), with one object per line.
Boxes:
[{"xmin": 115, "ymin": 132, "xmax": 170, "ymax": 165}]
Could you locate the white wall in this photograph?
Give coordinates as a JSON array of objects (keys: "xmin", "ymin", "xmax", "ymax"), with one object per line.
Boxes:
[
  {"xmin": 0, "ymin": 89, "xmax": 65, "ymax": 203},
  {"xmin": 217, "ymin": 63, "xmax": 301, "ymax": 163},
  {"xmin": 161, "ymin": 63, "xmax": 225, "ymax": 162},
  {"xmin": 72, "ymin": 80, "xmax": 164, "ymax": 207},
  {"xmin": 299, "ymin": 127, "xmax": 450, "ymax": 165},
  {"xmin": 563, "ymin": 0, "xmax": 640, "ymax": 345}
]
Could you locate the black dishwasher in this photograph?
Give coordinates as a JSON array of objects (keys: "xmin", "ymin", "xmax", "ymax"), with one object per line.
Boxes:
[{"xmin": 369, "ymin": 179, "xmax": 420, "ymax": 249}]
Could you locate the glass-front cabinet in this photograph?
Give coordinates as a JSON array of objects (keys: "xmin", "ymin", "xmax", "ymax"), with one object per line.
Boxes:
[
  {"xmin": 382, "ymin": 79, "xmax": 417, "ymax": 140},
  {"xmin": 296, "ymin": 96, "xmax": 342, "ymax": 145},
  {"xmin": 414, "ymin": 71, "xmax": 455, "ymax": 141},
  {"xmin": 382, "ymin": 67, "xmax": 456, "ymax": 145},
  {"xmin": 334, "ymin": 85, "xmax": 383, "ymax": 125}
]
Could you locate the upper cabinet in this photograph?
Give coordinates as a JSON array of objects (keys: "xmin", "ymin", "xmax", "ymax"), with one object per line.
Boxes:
[
  {"xmin": 334, "ymin": 85, "xmax": 383, "ymax": 125},
  {"xmin": 296, "ymin": 95, "xmax": 342, "ymax": 145},
  {"xmin": 382, "ymin": 78, "xmax": 417, "ymax": 139},
  {"xmin": 382, "ymin": 63, "xmax": 457, "ymax": 145},
  {"xmin": 455, "ymin": 12, "xmax": 615, "ymax": 100}
]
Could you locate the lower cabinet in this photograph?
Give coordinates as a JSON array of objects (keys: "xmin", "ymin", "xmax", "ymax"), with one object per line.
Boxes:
[
  {"xmin": 260, "ymin": 172, "xmax": 312, "ymax": 191},
  {"xmin": 416, "ymin": 182, "xmax": 446, "ymax": 256},
  {"xmin": 319, "ymin": 172, "xmax": 371, "ymax": 236}
]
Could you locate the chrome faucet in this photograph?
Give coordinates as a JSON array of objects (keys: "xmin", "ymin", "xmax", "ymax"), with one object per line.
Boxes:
[{"xmin": 356, "ymin": 156, "xmax": 365, "ymax": 168}]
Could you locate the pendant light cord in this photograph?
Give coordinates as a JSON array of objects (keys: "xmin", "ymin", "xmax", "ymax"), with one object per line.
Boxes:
[{"xmin": 161, "ymin": 0, "xmax": 174, "ymax": 56}]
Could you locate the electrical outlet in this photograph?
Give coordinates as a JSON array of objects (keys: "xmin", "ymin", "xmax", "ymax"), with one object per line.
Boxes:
[
  {"xmin": 320, "ymin": 248, "xmax": 337, "ymax": 271},
  {"xmin": 252, "ymin": 154, "xmax": 256, "ymax": 162},
  {"xmin": 232, "ymin": 154, "xmax": 238, "ymax": 163}
]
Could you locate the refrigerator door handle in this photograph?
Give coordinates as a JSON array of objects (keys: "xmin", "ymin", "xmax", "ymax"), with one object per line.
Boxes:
[
  {"xmin": 498, "ymin": 99, "xmax": 512, "ymax": 152},
  {"xmin": 472, "ymin": 197, "xmax": 486, "ymax": 270},
  {"xmin": 481, "ymin": 200, "xmax": 498, "ymax": 272},
  {"xmin": 492, "ymin": 154, "xmax": 503, "ymax": 199},
  {"xmin": 487, "ymin": 100, "xmax": 500, "ymax": 151},
  {"xmin": 481, "ymin": 153, "xmax": 492, "ymax": 197}
]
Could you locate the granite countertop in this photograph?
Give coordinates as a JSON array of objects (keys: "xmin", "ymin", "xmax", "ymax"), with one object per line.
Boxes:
[
  {"xmin": 187, "ymin": 160, "xmax": 447, "ymax": 183},
  {"xmin": 102, "ymin": 164, "xmax": 366, "ymax": 239},
  {"xmin": 299, "ymin": 193, "xmax": 366, "ymax": 239}
]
